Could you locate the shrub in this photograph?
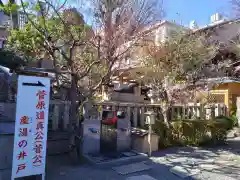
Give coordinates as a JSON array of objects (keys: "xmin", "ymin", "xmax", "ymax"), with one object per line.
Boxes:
[
  {"xmin": 152, "ymin": 121, "xmax": 172, "ymax": 148},
  {"xmin": 153, "ymin": 119, "xmax": 229, "ymax": 148},
  {"xmin": 215, "ymin": 115, "xmax": 238, "ymax": 130}
]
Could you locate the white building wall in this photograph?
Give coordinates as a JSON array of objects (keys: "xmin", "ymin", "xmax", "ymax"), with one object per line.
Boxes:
[{"xmin": 208, "ymin": 21, "xmax": 240, "ymax": 45}]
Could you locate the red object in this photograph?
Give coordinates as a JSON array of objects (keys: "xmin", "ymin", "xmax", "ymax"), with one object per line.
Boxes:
[
  {"xmin": 102, "ymin": 111, "xmax": 118, "ymax": 125},
  {"xmin": 36, "ymin": 122, "xmax": 44, "ymax": 130},
  {"xmin": 20, "ymin": 116, "xmax": 29, "ymax": 124},
  {"xmin": 19, "ymin": 128, "xmax": 28, "ymax": 137},
  {"xmin": 16, "ymin": 163, "xmax": 26, "ymax": 174},
  {"xmin": 36, "ymin": 90, "xmax": 46, "ymax": 100},
  {"xmin": 36, "ymin": 111, "xmax": 44, "ymax": 120},
  {"xmin": 36, "ymin": 101, "xmax": 46, "ymax": 109},
  {"xmin": 17, "ymin": 151, "xmax": 27, "ymax": 160}
]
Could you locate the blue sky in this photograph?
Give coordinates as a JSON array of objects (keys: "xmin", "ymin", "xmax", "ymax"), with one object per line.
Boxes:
[
  {"xmin": 165, "ymin": 0, "xmax": 232, "ymax": 27},
  {"xmin": 80, "ymin": 0, "xmax": 232, "ymax": 27},
  {"xmin": 2, "ymin": 0, "xmax": 232, "ymax": 27}
]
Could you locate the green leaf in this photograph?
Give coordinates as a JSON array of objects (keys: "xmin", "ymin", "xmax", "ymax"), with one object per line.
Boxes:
[
  {"xmin": 12, "ymin": 5, "xmax": 19, "ymax": 12},
  {"xmin": 33, "ymin": 3, "xmax": 41, "ymax": 12},
  {"xmin": 22, "ymin": 2, "xmax": 29, "ymax": 8}
]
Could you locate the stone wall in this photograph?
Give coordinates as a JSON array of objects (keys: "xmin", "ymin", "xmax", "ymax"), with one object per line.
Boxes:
[
  {"xmin": 0, "ymin": 103, "xmax": 15, "ymax": 120},
  {"xmin": 0, "ymin": 135, "xmax": 14, "ymax": 170}
]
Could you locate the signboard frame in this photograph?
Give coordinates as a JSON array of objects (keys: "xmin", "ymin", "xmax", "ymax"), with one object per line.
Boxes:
[{"xmin": 11, "ymin": 72, "xmax": 51, "ymax": 180}]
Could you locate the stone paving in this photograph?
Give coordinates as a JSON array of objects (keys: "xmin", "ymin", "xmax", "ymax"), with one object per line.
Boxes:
[
  {"xmin": 149, "ymin": 146, "xmax": 240, "ymax": 180},
  {"xmin": 39, "ymin": 138, "xmax": 240, "ymax": 180}
]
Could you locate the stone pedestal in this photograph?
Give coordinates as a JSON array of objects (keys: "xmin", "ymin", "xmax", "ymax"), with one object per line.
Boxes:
[
  {"xmin": 82, "ymin": 120, "xmax": 101, "ymax": 154},
  {"xmin": 117, "ymin": 117, "xmax": 131, "ymax": 152}
]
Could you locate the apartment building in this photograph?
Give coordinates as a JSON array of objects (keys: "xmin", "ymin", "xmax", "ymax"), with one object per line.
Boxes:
[{"xmin": 102, "ymin": 13, "xmax": 240, "ymax": 103}]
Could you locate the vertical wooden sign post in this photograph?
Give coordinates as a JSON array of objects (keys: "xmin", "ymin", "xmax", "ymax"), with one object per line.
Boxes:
[{"xmin": 11, "ymin": 72, "xmax": 51, "ymax": 180}]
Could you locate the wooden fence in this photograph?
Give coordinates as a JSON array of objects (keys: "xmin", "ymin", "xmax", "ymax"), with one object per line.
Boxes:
[
  {"xmin": 91, "ymin": 102, "xmax": 228, "ymax": 128},
  {"xmin": 170, "ymin": 103, "xmax": 227, "ymax": 120},
  {"xmin": 0, "ymin": 101, "xmax": 228, "ymax": 131}
]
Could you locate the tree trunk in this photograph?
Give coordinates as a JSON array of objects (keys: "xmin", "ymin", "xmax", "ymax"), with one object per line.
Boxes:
[
  {"xmin": 161, "ymin": 89, "xmax": 171, "ymax": 127},
  {"xmin": 68, "ymin": 74, "xmax": 78, "ymax": 146},
  {"xmin": 162, "ymin": 103, "xmax": 170, "ymax": 127},
  {"xmin": 68, "ymin": 66, "xmax": 83, "ymax": 162}
]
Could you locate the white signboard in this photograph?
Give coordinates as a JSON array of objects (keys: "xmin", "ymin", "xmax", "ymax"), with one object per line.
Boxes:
[{"xmin": 11, "ymin": 75, "xmax": 50, "ymax": 179}]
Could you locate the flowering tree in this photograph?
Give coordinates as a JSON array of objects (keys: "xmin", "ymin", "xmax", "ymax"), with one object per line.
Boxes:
[
  {"xmin": 134, "ymin": 32, "xmax": 218, "ymax": 124},
  {"xmin": 4, "ymin": 0, "xmax": 165, "ymax": 154}
]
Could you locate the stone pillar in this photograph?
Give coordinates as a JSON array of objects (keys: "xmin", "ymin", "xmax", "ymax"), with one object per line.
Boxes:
[
  {"xmin": 236, "ymin": 97, "xmax": 240, "ymax": 125},
  {"xmin": 214, "ymin": 104, "xmax": 221, "ymax": 117},
  {"xmin": 183, "ymin": 107, "xmax": 186, "ymax": 119},
  {"xmin": 196, "ymin": 104, "xmax": 200, "ymax": 118},
  {"xmin": 210, "ymin": 105, "xmax": 215, "ymax": 119},
  {"xmin": 83, "ymin": 102, "xmax": 91, "ymax": 120},
  {"xmin": 63, "ymin": 103, "xmax": 70, "ymax": 130},
  {"xmin": 97, "ymin": 104, "xmax": 103, "ymax": 120},
  {"xmin": 140, "ymin": 107, "xmax": 145, "ymax": 127},
  {"xmin": 117, "ymin": 115, "xmax": 131, "ymax": 151},
  {"xmin": 133, "ymin": 107, "xmax": 138, "ymax": 127},
  {"xmin": 112, "ymin": 105, "xmax": 116, "ymax": 112},
  {"xmin": 199, "ymin": 104, "xmax": 205, "ymax": 120},
  {"xmin": 82, "ymin": 120, "xmax": 101, "ymax": 154},
  {"xmin": 134, "ymin": 86, "xmax": 141, "ymax": 96},
  {"xmin": 192, "ymin": 106, "xmax": 197, "ymax": 119},
  {"xmin": 127, "ymin": 106, "xmax": 131, "ymax": 122},
  {"xmin": 52, "ymin": 104, "xmax": 59, "ymax": 130}
]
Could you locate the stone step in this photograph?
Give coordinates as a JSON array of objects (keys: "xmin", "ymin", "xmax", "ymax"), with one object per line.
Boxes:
[
  {"xmin": 83, "ymin": 150, "xmax": 148, "ymax": 168},
  {"xmin": 113, "ymin": 161, "xmax": 151, "ymax": 175},
  {"xmin": 126, "ymin": 175, "xmax": 157, "ymax": 180}
]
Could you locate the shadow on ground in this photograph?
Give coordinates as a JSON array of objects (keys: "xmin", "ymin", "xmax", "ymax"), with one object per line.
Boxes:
[{"xmin": 149, "ymin": 138, "xmax": 240, "ymax": 179}]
